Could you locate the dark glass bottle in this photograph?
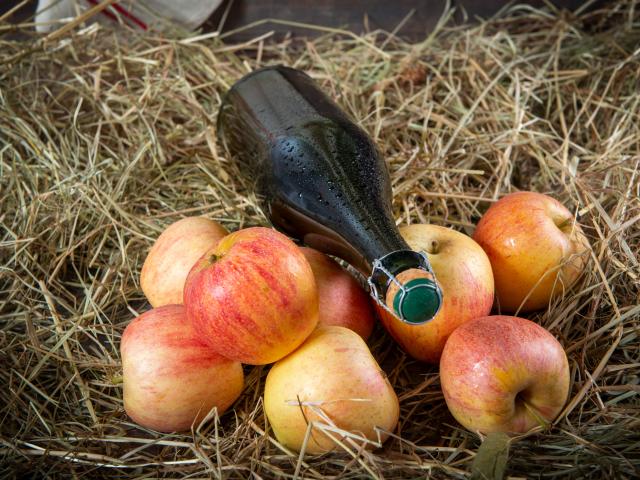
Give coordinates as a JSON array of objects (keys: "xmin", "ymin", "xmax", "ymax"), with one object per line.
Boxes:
[{"xmin": 217, "ymin": 65, "xmax": 442, "ymax": 325}]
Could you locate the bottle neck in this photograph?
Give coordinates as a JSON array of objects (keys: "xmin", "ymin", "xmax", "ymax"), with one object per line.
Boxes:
[{"xmin": 368, "ymin": 250, "xmax": 443, "ymax": 325}]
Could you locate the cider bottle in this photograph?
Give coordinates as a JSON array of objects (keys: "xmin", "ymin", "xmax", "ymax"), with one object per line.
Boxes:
[{"xmin": 217, "ymin": 65, "xmax": 442, "ymax": 325}]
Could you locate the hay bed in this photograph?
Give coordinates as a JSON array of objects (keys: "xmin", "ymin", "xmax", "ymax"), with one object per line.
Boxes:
[{"xmin": 1, "ymin": 2, "xmax": 639, "ymax": 478}]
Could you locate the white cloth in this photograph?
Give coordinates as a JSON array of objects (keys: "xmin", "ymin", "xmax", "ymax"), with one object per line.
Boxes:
[{"xmin": 35, "ymin": 0, "xmax": 223, "ymax": 32}]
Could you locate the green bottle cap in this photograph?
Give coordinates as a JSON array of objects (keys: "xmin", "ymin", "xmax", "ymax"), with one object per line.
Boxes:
[{"xmin": 392, "ymin": 278, "xmax": 442, "ymax": 325}]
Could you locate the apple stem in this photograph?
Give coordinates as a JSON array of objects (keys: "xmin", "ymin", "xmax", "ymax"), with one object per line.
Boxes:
[
  {"xmin": 555, "ymin": 218, "xmax": 573, "ymax": 232},
  {"xmin": 522, "ymin": 398, "xmax": 550, "ymax": 430}
]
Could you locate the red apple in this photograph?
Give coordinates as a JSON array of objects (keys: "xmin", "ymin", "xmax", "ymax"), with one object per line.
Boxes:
[
  {"xmin": 121, "ymin": 305, "xmax": 244, "ymax": 433},
  {"xmin": 473, "ymin": 191, "xmax": 588, "ymax": 313},
  {"xmin": 377, "ymin": 224, "xmax": 494, "ymax": 363},
  {"xmin": 141, "ymin": 217, "xmax": 228, "ymax": 307},
  {"xmin": 300, "ymin": 247, "xmax": 375, "ymax": 340},
  {"xmin": 184, "ymin": 227, "xmax": 318, "ymax": 365},
  {"xmin": 440, "ymin": 315, "xmax": 570, "ymax": 434}
]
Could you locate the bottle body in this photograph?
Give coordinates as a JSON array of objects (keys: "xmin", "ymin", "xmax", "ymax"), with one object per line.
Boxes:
[{"xmin": 218, "ymin": 66, "xmax": 442, "ymax": 324}]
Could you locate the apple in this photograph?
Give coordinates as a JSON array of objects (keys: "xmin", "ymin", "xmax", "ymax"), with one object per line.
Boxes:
[
  {"xmin": 472, "ymin": 191, "xmax": 588, "ymax": 313},
  {"xmin": 300, "ymin": 247, "xmax": 375, "ymax": 340},
  {"xmin": 440, "ymin": 315, "xmax": 570, "ymax": 434},
  {"xmin": 141, "ymin": 216, "xmax": 228, "ymax": 307},
  {"xmin": 184, "ymin": 227, "xmax": 318, "ymax": 365},
  {"xmin": 377, "ymin": 224, "xmax": 494, "ymax": 363},
  {"xmin": 264, "ymin": 326, "xmax": 399, "ymax": 454},
  {"xmin": 121, "ymin": 304, "xmax": 244, "ymax": 433}
]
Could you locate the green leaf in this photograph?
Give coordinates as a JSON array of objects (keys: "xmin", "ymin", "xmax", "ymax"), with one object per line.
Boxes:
[{"xmin": 470, "ymin": 432, "xmax": 511, "ymax": 480}]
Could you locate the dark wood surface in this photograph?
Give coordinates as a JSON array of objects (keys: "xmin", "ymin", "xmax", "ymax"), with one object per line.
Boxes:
[
  {"xmin": 205, "ymin": 0, "xmax": 600, "ymax": 41},
  {"xmin": 2, "ymin": 0, "xmax": 605, "ymax": 42},
  {"xmin": 206, "ymin": 0, "xmax": 449, "ymax": 40},
  {"xmin": 0, "ymin": 0, "xmax": 37, "ymax": 24}
]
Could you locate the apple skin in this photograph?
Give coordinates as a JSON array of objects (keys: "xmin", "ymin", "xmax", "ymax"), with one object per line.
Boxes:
[
  {"xmin": 184, "ymin": 227, "xmax": 319, "ymax": 365},
  {"xmin": 472, "ymin": 191, "xmax": 588, "ymax": 313},
  {"xmin": 440, "ymin": 315, "xmax": 570, "ymax": 434},
  {"xmin": 377, "ymin": 224, "xmax": 494, "ymax": 363},
  {"xmin": 264, "ymin": 326, "xmax": 399, "ymax": 454},
  {"xmin": 141, "ymin": 217, "xmax": 228, "ymax": 307},
  {"xmin": 300, "ymin": 247, "xmax": 375, "ymax": 340},
  {"xmin": 121, "ymin": 305, "xmax": 244, "ymax": 433}
]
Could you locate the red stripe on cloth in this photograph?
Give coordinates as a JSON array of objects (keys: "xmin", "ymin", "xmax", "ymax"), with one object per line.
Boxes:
[{"xmin": 86, "ymin": 0, "xmax": 148, "ymax": 30}]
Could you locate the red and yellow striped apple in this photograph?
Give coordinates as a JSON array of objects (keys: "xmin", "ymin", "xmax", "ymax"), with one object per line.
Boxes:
[
  {"xmin": 440, "ymin": 315, "xmax": 570, "ymax": 434},
  {"xmin": 122, "ymin": 305, "xmax": 244, "ymax": 433},
  {"xmin": 264, "ymin": 326, "xmax": 399, "ymax": 454},
  {"xmin": 184, "ymin": 227, "xmax": 318, "ymax": 365},
  {"xmin": 378, "ymin": 224, "xmax": 494, "ymax": 363},
  {"xmin": 141, "ymin": 217, "xmax": 228, "ymax": 307},
  {"xmin": 300, "ymin": 247, "xmax": 375, "ymax": 340},
  {"xmin": 473, "ymin": 191, "xmax": 588, "ymax": 313}
]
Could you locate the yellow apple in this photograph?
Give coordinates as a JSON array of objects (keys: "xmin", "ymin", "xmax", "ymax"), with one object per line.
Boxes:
[
  {"xmin": 264, "ymin": 326, "xmax": 399, "ymax": 454},
  {"xmin": 141, "ymin": 217, "xmax": 228, "ymax": 307},
  {"xmin": 473, "ymin": 191, "xmax": 588, "ymax": 313},
  {"xmin": 378, "ymin": 224, "xmax": 494, "ymax": 363}
]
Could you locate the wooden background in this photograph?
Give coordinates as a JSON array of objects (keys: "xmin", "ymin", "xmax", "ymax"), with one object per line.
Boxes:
[
  {"xmin": 2, "ymin": 0, "xmax": 603, "ymax": 41},
  {"xmin": 205, "ymin": 0, "xmax": 594, "ymax": 41}
]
